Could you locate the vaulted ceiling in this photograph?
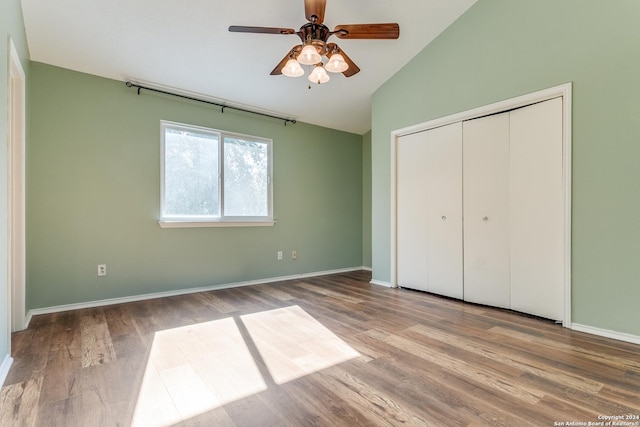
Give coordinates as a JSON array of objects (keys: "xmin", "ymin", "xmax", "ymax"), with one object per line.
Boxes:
[{"xmin": 21, "ymin": 0, "xmax": 476, "ymax": 134}]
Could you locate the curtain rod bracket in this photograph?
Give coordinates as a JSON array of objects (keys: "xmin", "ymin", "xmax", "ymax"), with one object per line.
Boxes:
[{"xmin": 124, "ymin": 81, "xmax": 295, "ymax": 125}]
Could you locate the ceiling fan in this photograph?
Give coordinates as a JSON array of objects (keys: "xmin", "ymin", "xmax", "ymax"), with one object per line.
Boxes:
[{"xmin": 229, "ymin": 0, "xmax": 399, "ymax": 84}]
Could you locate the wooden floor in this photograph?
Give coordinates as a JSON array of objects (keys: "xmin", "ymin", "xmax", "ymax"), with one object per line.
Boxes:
[{"xmin": 1, "ymin": 271, "xmax": 639, "ymax": 426}]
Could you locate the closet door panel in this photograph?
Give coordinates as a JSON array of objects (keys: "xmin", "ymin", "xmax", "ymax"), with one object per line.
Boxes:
[
  {"xmin": 463, "ymin": 113, "xmax": 511, "ymax": 308},
  {"xmin": 509, "ymin": 98, "xmax": 564, "ymax": 321},
  {"xmin": 396, "ymin": 132, "xmax": 429, "ymax": 291},
  {"xmin": 426, "ymin": 122, "xmax": 463, "ymax": 298}
]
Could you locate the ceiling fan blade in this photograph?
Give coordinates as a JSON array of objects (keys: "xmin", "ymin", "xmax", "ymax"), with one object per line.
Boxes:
[
  {"xmin": 304, "ymin": 0, "xmax": 326, "ymax": 24},
  {"xmin": 270, "ymin": 46, "xmax": 302, "ymax": 75},
  {"xmin": 270, "ymin": 53, "xmax": 291, "ymax": 76},
  {"xmin": 337, "ymin": 51, "xmax": 360, "ymax": 78},
  {"xmin": 327, "ymin": 43, "xmax": 360, "ymax": 77},
  {"xmin": 229, "ymin": 25, "xmax": 296, "ymax": 35},
  {"xmin": 334, "ymin": 23, "xmax": 400, "ymax": 39}
]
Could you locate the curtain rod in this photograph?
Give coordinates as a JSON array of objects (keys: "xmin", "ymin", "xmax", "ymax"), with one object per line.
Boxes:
[{"xmin": 125, "ymin": 81, "xmax": 297, "ymax": 126}]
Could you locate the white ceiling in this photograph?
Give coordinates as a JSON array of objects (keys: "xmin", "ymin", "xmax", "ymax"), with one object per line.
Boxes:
[{"xmin": 21, "ymin": 0, "xmax": 476, "ymax": 135}]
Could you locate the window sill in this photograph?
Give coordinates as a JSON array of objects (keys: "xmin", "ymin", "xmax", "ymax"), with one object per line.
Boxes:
[{"xmin": 159, "ymin": 220, "xmax": 276, "ymax": 229}]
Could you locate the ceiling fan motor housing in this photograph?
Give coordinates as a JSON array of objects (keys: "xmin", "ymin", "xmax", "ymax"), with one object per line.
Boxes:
[{"xmin": 298, "ymin": 22, "xmax": 332, "ymax": 55}]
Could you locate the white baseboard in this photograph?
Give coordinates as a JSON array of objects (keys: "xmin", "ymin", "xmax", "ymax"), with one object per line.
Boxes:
[
  {"xmin": 25, "ymin": 266, "xmax": 366, "ymax": 327},
  {"xmin": 370, "ymin": 279, "xmax": 394, "ymax": 288},
  {"xmin": 0, "ymin": 354, "xmax": 13, "ymax": 387},
  {"xmin": 571, "ymin": 323, "xmax": 640, "ymax": 346},
  {"xmin": 362, "ymin": 266, "xmax": 372, "ymax": 272}
]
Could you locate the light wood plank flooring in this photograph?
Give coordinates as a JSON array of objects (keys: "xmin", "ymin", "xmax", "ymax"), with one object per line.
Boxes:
[{"xmin": 1, "ymin": 270, "xmax": 639, "ymax": 426}]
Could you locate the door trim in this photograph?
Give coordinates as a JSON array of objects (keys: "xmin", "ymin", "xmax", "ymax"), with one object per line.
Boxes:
[
  {"xmin": 8, "ymin": 38, "xmax": 27, "ymax": 334},
  {"xmin": 390, "ymin": 82, "xmax": 572, "ymax": 327}
]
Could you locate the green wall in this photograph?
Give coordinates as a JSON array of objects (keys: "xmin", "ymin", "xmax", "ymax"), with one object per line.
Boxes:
[
  {"xmin": 27, "ymin": 63, "xmax": 363, "ymax": 310},
  {"xmin": 371, "ymin": 0, "xmax": 640, "ymax": 336},
  {"xmin": 1, "ymin": 0, "xmax": 29, "ymax": 371},
  {"xmin": 362, "ymin": 131, "xmax": 372, "ymax": 268}
]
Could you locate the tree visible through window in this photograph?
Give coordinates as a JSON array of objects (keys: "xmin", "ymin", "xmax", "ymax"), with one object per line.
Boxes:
[
  {"xmin": 224, "ymin": 137, "xmax": 269, "ymax": 217},
  {"xmin": 161, "ymin": 121, "xmax": 272, "ymax": 222}
]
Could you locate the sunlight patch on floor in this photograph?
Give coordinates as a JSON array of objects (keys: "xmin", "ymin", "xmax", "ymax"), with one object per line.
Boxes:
[
  {"xmin": 130, "ymin": 316, "xmax": 266, "ymax": 426},
  {"xmin": 131, "ymin": 305, "xmax": 359, "ymax": 426},
  {"xmin": 241, "ymin": 305, "xmax": 360, "ymax": 384}
]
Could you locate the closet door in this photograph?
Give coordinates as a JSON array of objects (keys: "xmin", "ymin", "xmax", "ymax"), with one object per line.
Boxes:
[
  {"xmin": 509, "ymin": 98, "xmax": 564, "ymax": 321},
  {"xmin": 463, "ymin": 113, "xmax": 511, "ymax": 308},
  {"xmin": 425, "ymin": 123, "xmax": 463, "ymax": 298},
  {"xmin": 397, "ymin": 123, "xmax": 463, "ymax": 296},
  {"xmin": 397, "ymin": 131, "xmax": 429, "ymax": 291}
]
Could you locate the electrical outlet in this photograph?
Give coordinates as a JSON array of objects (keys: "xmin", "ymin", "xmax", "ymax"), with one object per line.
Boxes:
[
  {"xmin": 292, "ymin": 250, "xmax": 297, "ymax": 260},
  {"xmin": 97, "ymin": 264, "xmax": 107, "ymax": 277},
  {"xmin": 277, "ymin": 251, "xmax": 283, "ymax": 261}
]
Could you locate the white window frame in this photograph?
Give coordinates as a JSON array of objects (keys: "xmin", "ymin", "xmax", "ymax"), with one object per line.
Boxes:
[{"xmin": 159, "ymin": 120, "xmax": 274, "ymax": 228}]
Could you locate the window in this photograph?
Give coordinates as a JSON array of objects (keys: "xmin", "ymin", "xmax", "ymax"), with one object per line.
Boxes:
[{"xmin": 160, "ymin": 121, "xmax": 273, "ymax": 227}]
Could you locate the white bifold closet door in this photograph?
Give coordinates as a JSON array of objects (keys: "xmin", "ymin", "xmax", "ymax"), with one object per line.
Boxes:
[
  {"xmin": 397, "ymin": 131, "xmax": 429, "ymax": 291},
  {"xmin": 397, "ymin": 122, "xmax": 463, "ymax": 298},
  {"xmin": 509, "ymin": 98, "xmax": 564, "ymax": 320},
  {"xmin": 397, "ymin": 96, "xmax": 565, "ymax": 322},
  {"xmin": 426, "ymin": 123, "xmax": 463, "ymax": 298},
  {"xmin": 462, "ymin": 113, "xmax": 511, "ymax": 309}
]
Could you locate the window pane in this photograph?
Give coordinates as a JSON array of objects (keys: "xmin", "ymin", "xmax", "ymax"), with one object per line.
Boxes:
[
  {"xmin": 223, "ymin": 137, "xmax": 269, "ymax": 216},
  {"xmin": 164, "ymin": 128, "xmax": 219, "ymax": 216}
]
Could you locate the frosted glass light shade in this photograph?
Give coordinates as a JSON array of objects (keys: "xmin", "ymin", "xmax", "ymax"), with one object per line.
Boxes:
[
  {"xmin": 325, "ymin": 53, "xmax": 348, "ymax": 73},
  {"xmin": 308, "ymin": 65, "xmax": 330, "ymax": 84},
  {"xmin": 282, "ymin": 59, "xmax": 304, "ymax": 77},
  {"xmin": 298, "ymin": 44, "xmax": 322, "ymax": 65}
]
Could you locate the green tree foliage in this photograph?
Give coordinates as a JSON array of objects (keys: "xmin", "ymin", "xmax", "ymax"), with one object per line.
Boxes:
[
  {"xmin": 163, "ymin": 128, "xmax": 269, "ymax": 218},
  {"xmin": 223, "ymin": 137, "xmax": 268, "ymax": 217},
  {"xmin": 164, "ymin": 129, "xmax": 219, "ymax": 216}
]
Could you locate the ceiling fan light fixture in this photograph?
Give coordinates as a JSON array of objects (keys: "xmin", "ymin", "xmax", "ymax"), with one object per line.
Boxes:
[
  {"xmin": 229, "ymin": 0, "xmax": 400, "ymax": 82},
  {"xmin": 282, "ymin": 58, "xmax": 304, "ymax": 77},
  {"xmin": 308, "ymin": 64, "xmax": 330, "ymax": 84},
  {"xmin": 325, "ymin": 53, "xmax": 348, "ymax": 73},
  {"xmin": 298, "ymin": 44, "xmax": 322, "ymax": 65}
]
